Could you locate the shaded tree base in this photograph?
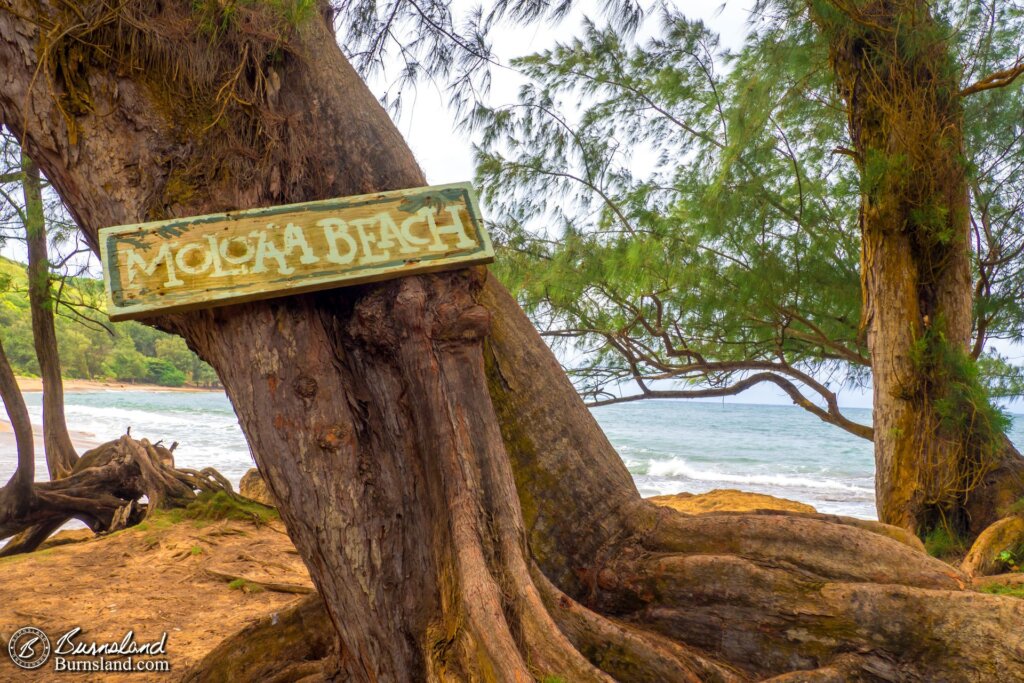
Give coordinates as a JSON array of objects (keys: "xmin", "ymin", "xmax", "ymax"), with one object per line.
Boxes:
[{"xmin": 184, "ymin": 593, "xmax": 337, "ymax": 683}]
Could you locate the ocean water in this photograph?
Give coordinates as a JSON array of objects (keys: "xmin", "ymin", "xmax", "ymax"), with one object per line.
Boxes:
[
  {"xmin": 11, "ymin": 390, "xmax": 256, "ymax": 487},
  {"xmin": 593, "ymin": 400, "xmax": 877, "ymax": 517},
  {"xmin": 4, "ymin": 390, "xmax": 1024, "ymax": 521}
]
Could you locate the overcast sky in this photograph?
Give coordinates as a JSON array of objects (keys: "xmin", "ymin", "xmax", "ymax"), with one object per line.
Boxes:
[{"xmin": 374, "ymin": 1, "xmax": 754, "ymax": 188}]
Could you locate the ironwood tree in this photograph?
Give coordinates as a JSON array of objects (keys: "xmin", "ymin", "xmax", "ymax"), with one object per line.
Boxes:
[
  {"xmin": 475, "ymin": 0, "xmax": 1024, "ymax": 538},
  {"xmin": 21, "ymin": 152, "xmax": 79, "ymax": 478},
  {"xmin": 0, "ymin": 0, "xmax": 1022, "ymax": 681}
]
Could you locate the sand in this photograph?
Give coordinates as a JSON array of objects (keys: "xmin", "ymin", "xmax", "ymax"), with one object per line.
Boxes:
[
  {"xmin": 14, "ymin": 377, "xmax": 219, "ymax": 394},
  {"xmin": 0, "ymin": 516, "xmax": 311, "ymax": 681}
]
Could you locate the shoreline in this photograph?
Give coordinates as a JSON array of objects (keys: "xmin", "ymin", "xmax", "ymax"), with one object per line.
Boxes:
[
  {"xmin": 0, "ymin": 421, "xmax": 102, "ymax": 448},
  {"xmin": 15, "ymin": 376, "xmax": 222, "ymax": 394}
]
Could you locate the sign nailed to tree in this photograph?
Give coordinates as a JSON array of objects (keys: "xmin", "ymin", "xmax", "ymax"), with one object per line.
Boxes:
[{"xmin": 99, "ymin": 183, "xmax": 493, "ymax": 321}]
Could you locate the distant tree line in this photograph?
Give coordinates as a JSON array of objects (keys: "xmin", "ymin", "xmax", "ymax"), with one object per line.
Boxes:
[{"xmin": 0, "ymin": 256, "xmax": 219, "ymax": 388}]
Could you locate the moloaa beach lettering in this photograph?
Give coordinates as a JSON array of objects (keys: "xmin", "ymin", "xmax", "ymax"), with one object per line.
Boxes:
[
  {"xmin": 100, "ymin": 183, "xmax": 493, "ymax": 320},
  {"xmin": 124, "ymin": 204, "xmax": 475, "ymax": 287}
]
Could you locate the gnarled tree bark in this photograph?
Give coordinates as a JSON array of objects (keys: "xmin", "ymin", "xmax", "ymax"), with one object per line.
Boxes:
[
  {"xmin": 809, "ymin": 0, "xmax": 1024, "ymax": 538},
  {"xmin": 0, "ymin": 434, "xmax": 237, "ymax": 555},
  {"xmin": 1, "ymin": 1, "xmax": 1022, "ymax": 680}
]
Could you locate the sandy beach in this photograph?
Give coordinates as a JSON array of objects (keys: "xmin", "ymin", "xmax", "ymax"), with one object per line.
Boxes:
[
  {"xmin": 1, "ymin": 378, "xmax": 220, "ymax": 440},
  {"xmin": 14, "ymin": 376, "xmax": 220, "ymax": 394}
]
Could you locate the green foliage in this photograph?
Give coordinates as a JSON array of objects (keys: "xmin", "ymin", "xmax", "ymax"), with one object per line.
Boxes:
[
  {"xmin": 145, "ymin": 358, "xmax": 187, "ymax": 388},
  {"xmin": 909, "ymin": 323, "xmax": 1011, "ymax": 496},
  {"xmin": 473, "ymin": 1, "xmax": 1024, "ymax": 416},
  {"xmin": 104, "ymin": 337, "xmax": 149, "ymax": 382},
  {"xmin": 996, "ymin": 545, "xmax": 1023, "ymax": 573},
  {"xmin": 923, "ymin": 527, "xmax": 966, "ymax": 559},
  {"xmin": 473, "ymin": 11, "xmax": 866, "ymax": 404},
  {"xmin": 978, "ymin": 583, "xmax": 1024, "ymax": 599},
  {"xmin": 0, "ymin": 255, "xmax": 218, "ymax": 387}
]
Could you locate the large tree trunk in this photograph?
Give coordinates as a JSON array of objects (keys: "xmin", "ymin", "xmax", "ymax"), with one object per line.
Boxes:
[
  {"xmin": 810, "ymin": 0, "xmax": 1024, "ymax": 537},
  {"xmin": 2, "ymin": 2, "xmax": 1024, "ymax": 680},
  {"xmin": 22, "ymin": 152, "xmax": 78, "ymax": 479}
]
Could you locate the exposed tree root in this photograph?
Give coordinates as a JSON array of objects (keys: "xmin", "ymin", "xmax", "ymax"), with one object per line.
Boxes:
[
  {"xmin": 204, "ymin": 567, "xmax": 316, "ymax": 594},
  {"xmin": 0, "ymin": 435, "xmax": 236, "ymax": 555},
  {"xmin": 962, "ymin": 514, "xmax": 1024, "ymax": 577},
  {"xmin": 481, "ymin": 275, "xmax": 1024, "ymax": 681},
  {"xmin": 184, "ymin": 594, "xmax": 336, "ymax": 683},
  {"xmin": 973, "ymin": 573, "xmax": 1024, "ymax": 590}
]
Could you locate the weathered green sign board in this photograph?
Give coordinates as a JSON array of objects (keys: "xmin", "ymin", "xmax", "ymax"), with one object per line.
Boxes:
[{"xmin": 100, "ymin": 183, "xmax": 493, "ymax": 321}]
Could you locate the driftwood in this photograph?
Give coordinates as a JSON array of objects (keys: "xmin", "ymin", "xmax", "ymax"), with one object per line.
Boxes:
[{"xmin": 0, "ymin": 435, "xmax": 236, "ymax": 556}]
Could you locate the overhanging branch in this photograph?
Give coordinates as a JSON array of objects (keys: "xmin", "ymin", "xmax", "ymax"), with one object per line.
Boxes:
[
  {"xmin": 961, "ymin": 60, "xmax": 1024, "ymax": 97},
  {"xmin": 586, "ymin": 371, "xmax": 873, "ymax": 441}
]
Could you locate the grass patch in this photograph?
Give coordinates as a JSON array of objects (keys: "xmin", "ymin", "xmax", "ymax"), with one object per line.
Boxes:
[
  {"xmin": 228, "ymin": 578, "xmax": 264, "ymax": 593},
  {"xmin": 152, "ymin": 491, "xmax": 278, "ymax": 528},
  {"xmin": 0, "ymin": 547, "xmax": 56, "ymax": 565},
  {"xmin": 978, "ymin": 583, "xmax": 1024, "ymax": 599},
  {"xmin": 190, "ymin": 545, "xmax": 204, "ymax": 556},
  {"xmin": 924, "ymin": 527, "xmax": 966, "ymax": 559}
]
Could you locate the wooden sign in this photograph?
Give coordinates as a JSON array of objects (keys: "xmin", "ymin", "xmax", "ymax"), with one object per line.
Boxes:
[{"xmin": 100, "ymin": 183, "xmax": 493, "ymax": 321}]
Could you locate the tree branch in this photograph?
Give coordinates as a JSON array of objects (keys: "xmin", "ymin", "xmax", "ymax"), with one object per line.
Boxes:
[
  {"xmin": 960, "ymin": 59, "xmax": 1024, "ymax": 97},
  {"xmin": 586, "ymin": 371, "xmax": 873, "ymax": 441}
]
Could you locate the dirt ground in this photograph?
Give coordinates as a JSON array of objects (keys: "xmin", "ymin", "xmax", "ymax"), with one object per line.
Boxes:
[
  {"xmin": 0, "ymin": 487, "xmax": 837, "ymax": 682},
  {"xmin": 0, "ymin": 515, "xmax": 313, "ymax": 682}
]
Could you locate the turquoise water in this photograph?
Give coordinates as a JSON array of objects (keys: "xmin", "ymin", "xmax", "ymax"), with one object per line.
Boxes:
[{"xmin": 5, "ymin": 391, "xmax": 1024, "ymax": 520}]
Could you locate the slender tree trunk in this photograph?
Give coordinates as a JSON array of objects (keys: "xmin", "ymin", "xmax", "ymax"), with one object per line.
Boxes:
[
  {"xmin": 810, "ymin": 0, "xmax": 1024, "ymax": 537},
  {"xmin": 0, "ymin": 335, "xmax": 34, "ymax": 512},
  {"xmin": 3, "ymin": 2, "xmax": 1024, "ymax": 680},
  {"xmin": 21, "ymin": 153, "xmax": 77, "ymax": 479}
]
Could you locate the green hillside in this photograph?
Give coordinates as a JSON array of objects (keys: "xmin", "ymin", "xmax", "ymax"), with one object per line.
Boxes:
[{"xmin": 0, "ymin": 256, "xmax": 218, "ymax": 387}]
